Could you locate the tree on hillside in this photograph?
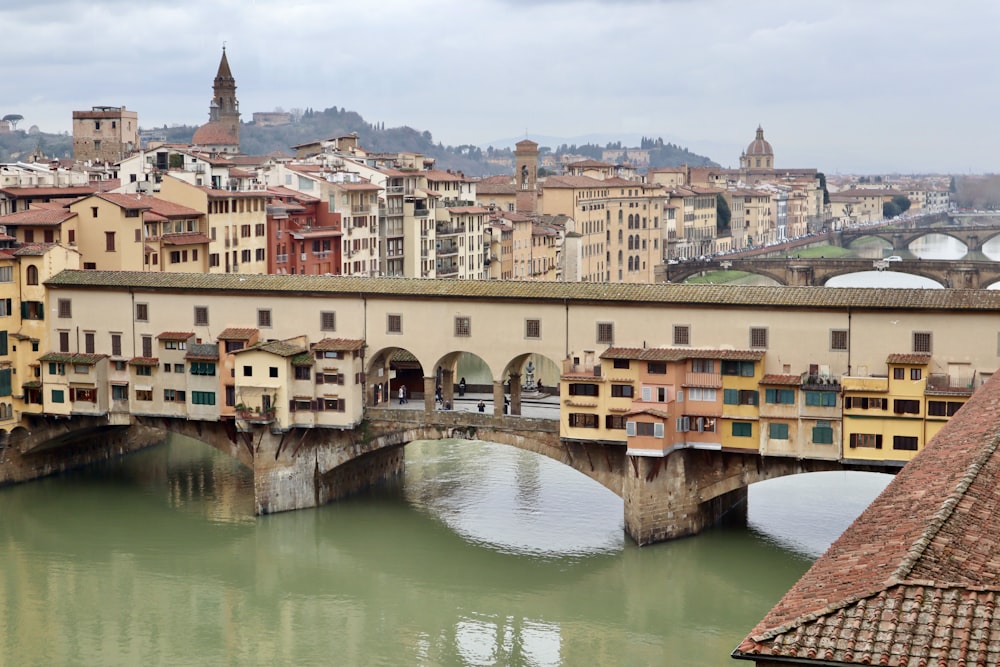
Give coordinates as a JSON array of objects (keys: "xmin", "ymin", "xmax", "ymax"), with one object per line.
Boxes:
[
  {"xmin": 2, "ymin": 114, "xmax": 23, "ymax": 131},
  {"xmin": 891, "ymin": 194, "xmax": 911, "ymax": 214}
]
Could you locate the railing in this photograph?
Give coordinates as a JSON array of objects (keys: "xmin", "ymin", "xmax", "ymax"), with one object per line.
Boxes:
[
  {"xmin": 684, "ymin": 372, "xmax": 721, "ymax": 388},
  {"xmin": 275, "ymin": 254, "xmax": 288, "ymax": 263},
  {"xmin": 414, "ymin": 208, "xmax": 429, "ymax": 217},
  {"xmin": 351, "ymin": 205, "xmax": 370, "ymax": 214}
]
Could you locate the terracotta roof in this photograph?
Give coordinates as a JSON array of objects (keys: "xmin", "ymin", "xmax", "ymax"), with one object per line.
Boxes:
[
  {"xmin": 0, "ymin": 207, "xmax": 76, "ymax": 226},
  {"xmin": 734, "ymin": 372, "xmax": 1000, "ymax": 665},
  {"xmin": 0, "ymin": 186, "xmax": 99, "ymax": 198},
  {"xmin": 237, "ymin": 339, "xmax": 307, "ymax": 358},
  {"xmin": 38, "ymin": 352, "xmax": 107, "ymax": 364},
  {"xmin": 446, "ymin": 206, "xmax": 489, "ymax": 214},
  {"xmin": 312, "ymin": 338, "xmax": 365, "ymax": 352},
  {"xmin": 185, "ymin": 343, "xmax": 219, "ymax": 360},
  {"xmin": 601, "ymin": 347, "xmax": 764, "ymax": 362},
  {"xmin": 42, "ymin": 270, "xmax": 1000, "ymax": 315},
  {"xmin": 760, "ymin": 374, "xmax": 802, "ymax": 385},
  {"xmin": 476, "ymin": 182, "xmax": 518, "ymax": 195},
  {"xmin": 542, "ymin": 175, "xmax": 605, "ymax": 189},
  {"xmin": 157, "ymin": 331, "xmax": 194, "ymax": 341},
  {"xmin": 887, "ymin": 353, "xmax": 931, "ymax": 365},
  {"xmin": 128, "ymin": 357, "xmax": 159, "ymax": 366},
  {"xmin": 13, "ymin": 243, "xmax": 59, "ymax": 256},
  {"xmin": 217, "ymin": 327, "xmax": 257, "ymax": 341},
  {"xmin": 162, "ymin": 233, "xmax": 211, "ymax": 246}
]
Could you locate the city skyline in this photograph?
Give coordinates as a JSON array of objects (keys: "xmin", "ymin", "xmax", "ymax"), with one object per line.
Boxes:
[{"xmin": 3, "ymin": 0, "xmax": 997, "ymax": 174}]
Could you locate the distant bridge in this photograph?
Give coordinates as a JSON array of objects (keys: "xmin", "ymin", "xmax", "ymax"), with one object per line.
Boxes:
[
  {"xmin": 835, "ymin": 224, "xmax": 1000, "ymax": 254},
  {"xmin": 662, "ymin": 257, "xmax": 1000, "ymax": 288}
]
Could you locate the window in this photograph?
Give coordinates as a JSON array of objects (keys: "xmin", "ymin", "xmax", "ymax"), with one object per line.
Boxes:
[
  {"xmin": 769, "ymin": 423, "xmax": 789, "ymax": 439},
  {"xmin": 320, "ymin": 311, "xmax": 336, "ymax": 331},
  {"xmin": 142, "ymin": 335, "xmax": 152, "ymax": 357},
  {"xmin": 255, "ymin": 223, "xmax": 265, "ymax": 236},
  {"xmin": 525, "ymin": 319, "xmax": 541, "ymax": 339},
  {"xmin": 612, "ymin": 359, "xmax": 630, "ymax": 369},
  {"xmin": 750, "ymin": 327, "xmax": 768, "ymax": 349},
  {"xmin": 190, "ymin": 362, "xmax": 216, "ymax": 376},
  {"xmin": 387, "ymin": 314, "xmax": 402, "ymax": 334},
  {"xmin": 58, "ymin": 331, "xmax": 69, "ymax": 352},
  {"xmin": 568, "ymin": 383, "xmax": 599, "ymax": 397},
  {"xmin": 294, "ymin": 366, "xmax": 311, "ymax": 380},
  {"xmin": 893, "ymin": 368, "xmax": 905, "ymax": 380},
  {"xmin": 111, "ymin": 384, "xmax": 128, "ymax": 401},
  {"xmin": 258, "ymin": 309, "xmax": 272, "ymax": 328},
  {"xmin": 105, "ymin": 231, "xmax": 116, "ymax": 252},
  {"xmin": 928, "ymin": 400, "xmax": 963, "ymax": 417},
  {"xmin": 269, "ymin": 366, "xmax": 279, "ymax": 378},
  {"xmin": 568, "ymin": 413, "xmax": 598, "ymax": 428},
  {"xmin": 163, "ymin": 389, "xmax": 186, "ymax": 402},
  {"xmin": 454, "ymin": 316, "xmax": 471, "ymax": 337},
  {"xmin": 225, "ymin": 341, "xmax": 244, "ymax": 353},
  {"xmin": 255, "ymin": 248, "xmax": 265, "ymax": 261},
  {"xmin": 850, "ymin": 433, "xmax": 883, "ymax": 449},
  {"xmin": 48, "ymin": 362, "xmax": 66, "ymax": 376},
  {"xmin": 723, "ymin": 389, "xmax": 758, "ymax": 405},
  {"xmin": 910, "ymin": 368, "xmax": 922, "ymax": 380},
  {"xmin": 194, "ymin": 306, "xmax": 208, "ymax": 326},
  {"xmin": 0, "ymin": 266, "xmax": 11, "ymax": 282},
  {"xmin": 805, "ymin": 391, "xmax": 837, "ymax": 407},
  {"xmin": 605, "ymin": 414, "xmax": 627, "ymax": 430},
  {"xmin": 21, "ymin": 301, "xmax": 44, "ymax": 320},
  {"xmin": 893, "ymin": 436, "xmax": 919, "ymax": 451},
  {"xmin": 169, "ymin": 251, "xmax": 181, "ymax": 264},
  {"xmin": 721, "ymin": 360, "xmax": 755, "ymax": 377},
  {"xmin": 688, "ymin": 387, "xmax": 716, "ymax": 401},
  {"xmin": 135, "ymin": 365, "xmax": 152, "ymax": 376},
  {"xmin": 731, "ymin": 422, "xmax": 752, "ymax": 437},
  {"xmin": 84, "ymin": 332, "xmax": 95, "ymax": 354},
  {"xmin": 136, "ymin": 303, "xmax": 148, "ymax": 322},
  {"xmin": 51, "ymin": 389, "xmax": 65, "ymax": 404},
  {"xmin": 845, "ymin": 396, "xmax": 887, "ymax": 410},
  {"xmin": 111, "ymin": 333, "xmax": 122, "ymax": 357},
  {"xmin": 765, "ymin": 388, "xmax": 796, "ymax": 404},
  {"xmin": 596, "ymin": 322, "xmax": 614, "ymax": 344},
  {"xmin": 0, "ymin": 298, "xmax": 10, "ymax": 317},
  {"xmin": 241, "ymin": 249, "xmax": 251, "ymax": 263},
  {"xmin": 831, "ymin": 329, "xmax": 848, "ymax": 351},
  {"xmin": 192, "ymin": 391, "xmax": 216, "ymax": 405},
  {"xmin": 893, "ymin": 399, "xmax": 920, "ymax": 414},
  {"xmin": 135, "ymin": 389, "xmax": 153, "ymax": 402},
  {"xmin": 812, "ymin": 421, "xmax": 834, "ymax": 444},
  {"xmin": 673, "ymin": 325, "xmax": 690, "ymax": 346},
  {"xmin": 647, "ymin": 362, "xmax": 666, "ymax": 374},
  {"xmin": 57, "ymin": 299, "xmax": 71, "ymax": 318},
  {"xmin": 913, "ymin": 332, "xmax": 932, "ymax": 353},
  {"xmin": 323, "ymin": 398, "xmax": 346, "ymax": 412},
  {"xmin": 691, "ymin": 359, "xmax": 713, "ymax": 373},
  {"xmin": 25, "ymin": 265, "xmax": 38, "ymax": 285},
  {"xmin": 634, "ymin": 422, "xmax": 657, "ymax": 437},
  {"xmin": 243, "ymin": 365, "xmax": 253, "ymax": 377},
  {"xmin": 611, "ymin": 384, "xmax": 634, "ymax": 398},
  {"xmin": 241, "ymin": 224, "xmax": 251, "ymax": 238}
]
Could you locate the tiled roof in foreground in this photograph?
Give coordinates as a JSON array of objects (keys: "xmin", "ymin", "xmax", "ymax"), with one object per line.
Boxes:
[
  {"xmin": 733, "ymin": 372, "xmax": 1000, "ymax": 666},
  {"xmin": 43, "ymin": 270, "xmax": 1000, "ymax": 312}
]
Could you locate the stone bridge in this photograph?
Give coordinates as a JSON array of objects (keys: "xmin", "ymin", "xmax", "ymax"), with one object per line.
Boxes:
[
  {"xmin": 664, "ymin": 257, "xmax": 1000, "ymax": 288},
  {"xmin": 2, "ymin": 407, "xmax": 901, "ymax": 545},
  {"xmin": 835, "ymin": 224, "xmax": 1000, "ymax": 254}
]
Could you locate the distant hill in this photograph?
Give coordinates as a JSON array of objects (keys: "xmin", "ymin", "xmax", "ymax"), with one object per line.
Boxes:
[{"xmin": 0, "ymin": 106, "xmax": 718, "ymax": 176}]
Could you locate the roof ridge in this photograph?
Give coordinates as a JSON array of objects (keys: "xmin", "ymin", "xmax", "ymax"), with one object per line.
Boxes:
[{"xmin": 888, "ymin": 425, "xmax": 1000, "ymax": 583}]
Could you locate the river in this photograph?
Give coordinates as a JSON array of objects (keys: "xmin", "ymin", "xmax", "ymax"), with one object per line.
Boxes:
[{"xmin": 0, "ymin": 435, "xmax": 891, "ymax": 666}]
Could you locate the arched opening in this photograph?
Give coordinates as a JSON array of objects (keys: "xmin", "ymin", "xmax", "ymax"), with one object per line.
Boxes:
[{"xmin": 366, "ymin": 346, "xmax": 425, "ymax": 407}]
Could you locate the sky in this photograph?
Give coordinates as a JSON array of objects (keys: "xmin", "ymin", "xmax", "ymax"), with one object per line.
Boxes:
[{"xmin": 2, "ymin": 0, "xmax": 997, "ymax": 174}]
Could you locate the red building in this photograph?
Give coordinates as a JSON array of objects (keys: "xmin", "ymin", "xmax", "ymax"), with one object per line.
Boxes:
[{"xmin": 266, "ymin": 186, "xmax": 342, "ymax": 275}]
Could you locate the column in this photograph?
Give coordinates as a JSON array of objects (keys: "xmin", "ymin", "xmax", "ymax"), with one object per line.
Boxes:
[
  {"xmin": 423, "ymin": 376, "xmax": 436, "ymax": 412},
  {"xmin": 509, "ymin": 372, "xmax": 522, "ymax": 416}
]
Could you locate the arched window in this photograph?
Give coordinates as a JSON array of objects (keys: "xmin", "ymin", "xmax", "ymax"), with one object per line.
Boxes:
[
  {"xmin": 627, "ymin": 256, "xmax": 634, "ymax": 271},
  {"xmin": 618, "ymin": 210, "xmax": 623, "ymax": 225},
  {"xmin": 26, "ymin": 265, "xmax": 38, "ymax": 285},
  {"xmin": 627, "ymin": 236, "xmax": 633, "ymax": 250},
  {"xmin": 618, "ymin": 230, "xmax": 623, "ymax": 243},
  {"xmin": 618, "ymin": 250, "xmax": 623, "ymax": 265}
]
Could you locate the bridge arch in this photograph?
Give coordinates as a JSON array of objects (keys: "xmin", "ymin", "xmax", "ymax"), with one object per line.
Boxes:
[{"xmin": 818, "ymin": 267, "xmax": 945, "ymax": 287}]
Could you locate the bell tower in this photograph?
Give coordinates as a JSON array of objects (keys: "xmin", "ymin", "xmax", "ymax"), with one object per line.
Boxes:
[{"xmin": 209, "ymin": 46, "xmax": 240, "ymax": 143}]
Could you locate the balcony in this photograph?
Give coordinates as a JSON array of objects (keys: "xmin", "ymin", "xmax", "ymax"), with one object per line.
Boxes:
[
  {"xmin": 926, "ymin": 373, "xmax": 975, "ymax": 395},
  {"xmin": 436, "ymin": 242, "xmax": 459, "ymax": 256},
  {"xmin": 414, "ymin": 208, "xmax": 430, "ymax": 218},
  {"xmin": 351, "ymin": 205, "xmax": 370, "ymax": 215},
  {"xmin": 683, "ymin": 372, "xmax": 721, "ymax": 388},
  {"xmin": 436, "ymin": 223, "xmax": 466, "ymax": 236},
  {"xmin": 561, "ymin": 359, "xmax": 603, "ymax": 378},
  {"xmin": 276, "ymin": 254, "xmax": 288, "ymax": 263}
]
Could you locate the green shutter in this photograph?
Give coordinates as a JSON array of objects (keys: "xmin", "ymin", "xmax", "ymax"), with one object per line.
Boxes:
[
  {"xmin": 723, "ymin": 388, "xmax": 738, "ymax": 405},
  {"xmin": 0, "ymin": 369, "xmax": 10, "ymax": 397}
]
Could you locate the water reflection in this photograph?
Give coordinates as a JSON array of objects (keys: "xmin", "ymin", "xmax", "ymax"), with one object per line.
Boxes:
[{"xmin": 0, "ymin": 435, "xmax": 888, "ymax": 666}]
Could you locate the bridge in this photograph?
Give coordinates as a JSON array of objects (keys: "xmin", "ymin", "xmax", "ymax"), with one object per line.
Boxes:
[
  {"xmin": 663, "ymin": 256, "xmax": 1000, "ymax": 287},
  {"xmin": 6, "ymin": 270, "xmax": 1000, "ymax": 545},
  {"xmin": 1, "ymin": 398, "xmax": 898, "ymax": 546},
  {"xmin": 835, "ymin": 224, "xmax": 1000, "ymax": 254}
]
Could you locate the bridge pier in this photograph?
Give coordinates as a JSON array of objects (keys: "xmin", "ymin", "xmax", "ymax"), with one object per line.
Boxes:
[{"xmin": 624, "ymin": 450, "xmax": 747, "ymax": 544}]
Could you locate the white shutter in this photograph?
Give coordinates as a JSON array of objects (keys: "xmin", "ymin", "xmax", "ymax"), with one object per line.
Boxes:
[
  {"xmin": 626, "ymin": 421, "xmax": 636, "ymax": 436},
  {"xmin": 677, "ymin": 390, "xmax": 684, "ymax": 403},
  {"xmin": 641, "ymin": 386, "xmax": 652, "ymax": 401},
  {"xmin": 696, "ymin": 417, "xmax": 704, "ymax": 432},
  {"xmin": 654, "ymin": 422, "xmax": 664, "ymax": 438}
]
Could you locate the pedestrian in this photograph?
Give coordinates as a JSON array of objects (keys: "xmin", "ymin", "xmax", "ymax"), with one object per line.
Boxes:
[
  {"xmin": 435, "ymin": 384, "xmax": 442, "ymax": 404},
  {"xmin": 459, "ymin": 377, "xmax": 466, "ymax": 397},
  {"xmin": 503, "ymin": 396, "xmax": 509, "ymax": 414},
  {"xmin": 399, "ymin": 386, "xmax": 405, "ymax": 405},
  {"xmin": 477, "ymin": 400, "xmax": 486, "ymax": 413}
]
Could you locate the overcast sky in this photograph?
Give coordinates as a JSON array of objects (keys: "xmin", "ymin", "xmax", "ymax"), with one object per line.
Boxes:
[{"xmin": 3, "ymin": 0, "xmax": 996, "ymax": 174}]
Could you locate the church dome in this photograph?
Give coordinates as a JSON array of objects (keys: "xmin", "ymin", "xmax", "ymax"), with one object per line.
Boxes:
[
  {"xmin": 192, "ymin": 120, "xmax": 238, "ymax": 147},
  {"xmin": 746, "ymin": 126, "xmax": 773, "ymax": 156}
]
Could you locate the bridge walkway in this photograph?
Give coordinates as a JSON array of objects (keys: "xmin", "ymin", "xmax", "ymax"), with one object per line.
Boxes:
[{"xmin": 368, "ymin": 391, "xmax": 561, "ymax": 420}]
